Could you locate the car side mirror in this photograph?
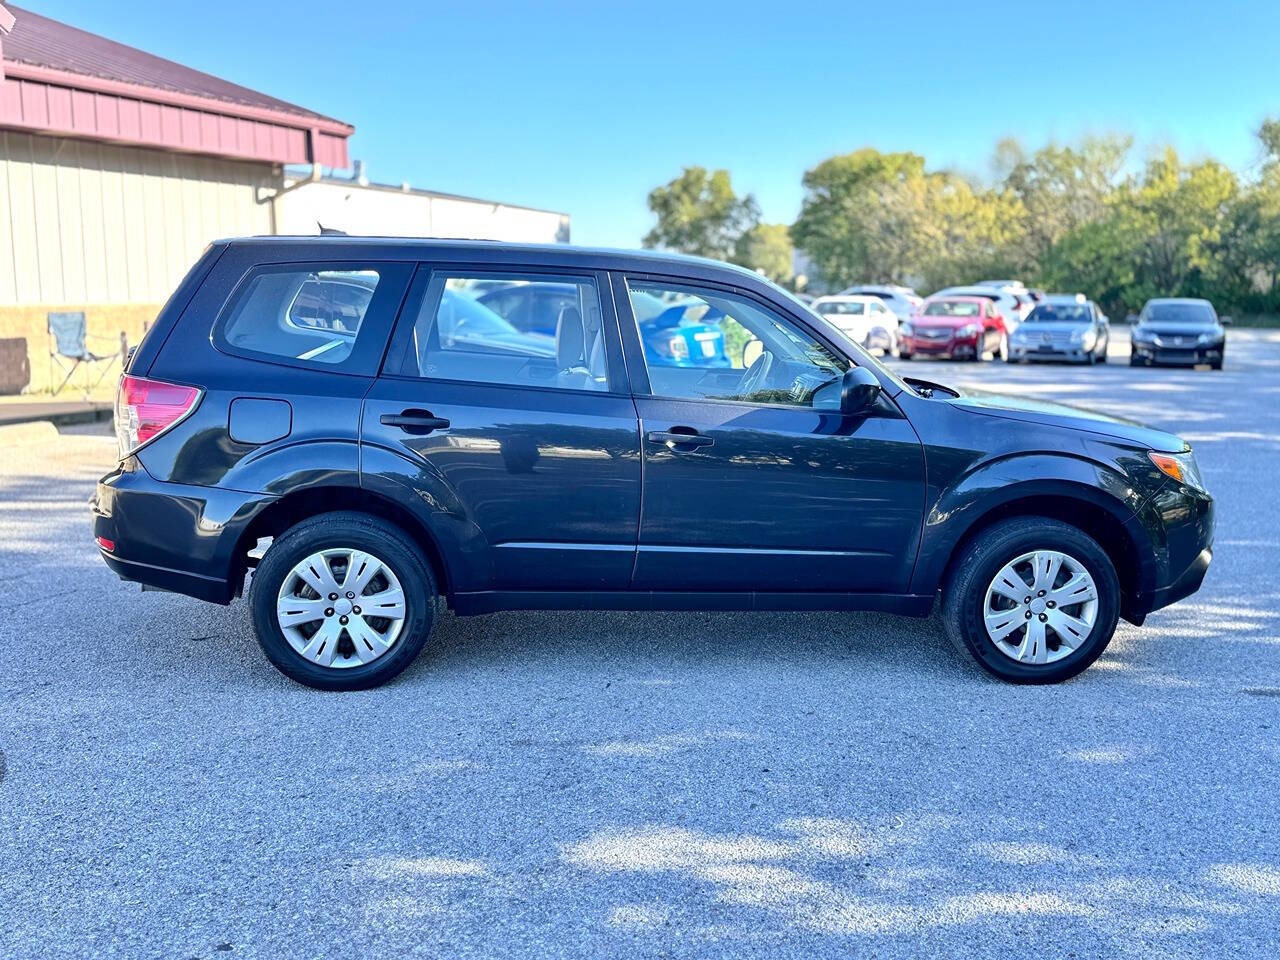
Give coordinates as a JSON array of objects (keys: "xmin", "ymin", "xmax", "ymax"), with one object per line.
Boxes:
[
  {"xmin": 742, "ymin": 337, "xmax": 764, "ymax": 368},
  {"xmin": 1220, "ymin": 315, "xmax": 1233, "ymax": 326},
  {"xmin": 840, "ymin": 366, "xmax": 882, "ymax": 416}
]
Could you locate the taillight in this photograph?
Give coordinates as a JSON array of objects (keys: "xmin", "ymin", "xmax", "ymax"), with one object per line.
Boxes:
[{"xmin": 115, "ymin": 375, "xmax": 201, "ymax": 459}]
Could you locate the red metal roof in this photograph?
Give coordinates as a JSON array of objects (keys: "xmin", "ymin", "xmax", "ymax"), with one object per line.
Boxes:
[
  {"xmin": 3, "ymin": 5, "xmax": 342, "ymax": 124},
  {"xmin": 0, "ymin": 3, "xmax": 352, "ymax": 167}
]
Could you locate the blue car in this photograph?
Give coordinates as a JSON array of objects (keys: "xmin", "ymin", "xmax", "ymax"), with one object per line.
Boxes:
[{"xmin": 478, "ymin": 283, "xmax": 729, "ymax": 368}]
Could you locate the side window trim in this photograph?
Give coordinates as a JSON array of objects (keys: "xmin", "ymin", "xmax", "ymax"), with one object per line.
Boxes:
[{"xmin": 379, "ymin": 263, "xmax": 631, "ymax": 396}]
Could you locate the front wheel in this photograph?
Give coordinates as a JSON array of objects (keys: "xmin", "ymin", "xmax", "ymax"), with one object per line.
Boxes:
[
  {"xmin": 899, "ymin": 352, "xmax": 913, "ymax": 361},
  {"xmin": 942, "ymin": 517, "xmax": 1120, "ymax": 684},
  {"xmin": 249, "ymin": 511, "xmax": 437, "ymax": 690}
]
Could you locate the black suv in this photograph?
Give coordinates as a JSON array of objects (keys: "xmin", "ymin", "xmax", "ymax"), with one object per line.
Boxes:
[{"xmin": 93, "ymin": 238, "xmax": 1214, "ymax": 689}]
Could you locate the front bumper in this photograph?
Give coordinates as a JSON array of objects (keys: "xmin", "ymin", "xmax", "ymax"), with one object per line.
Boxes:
[
  {"xmin": 1010, "ymin": 342, "xmax": 1093, "ymax": 362},
  {"xmin": 1130, "ymin": 340, "xmax": 1223, "ymax": 366},
  {"xmin": 92, "ymin": 460, "xmax": 272, "ymax": 604},
  {"xmin": 1126, "ymin": 479, "xmax": 1214, "ymax": 621},
  {"xmin": 902, "ymin": 334, "xmax": 978, "ymax": 358}
]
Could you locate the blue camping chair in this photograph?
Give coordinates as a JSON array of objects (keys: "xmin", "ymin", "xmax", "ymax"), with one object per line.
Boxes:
[{"xmin": 48, "ymin": 312, "xmax": 123, "ymax": 397}]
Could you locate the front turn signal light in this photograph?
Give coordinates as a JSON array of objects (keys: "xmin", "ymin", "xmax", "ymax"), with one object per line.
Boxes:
[{"xmin": 1149, "ymin": 452, "xmax": 1185, "ymax": 482}]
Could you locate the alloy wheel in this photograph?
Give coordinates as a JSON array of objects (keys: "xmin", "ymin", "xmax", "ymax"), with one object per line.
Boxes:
[
  {"xmin": 982, "ymin": 549, "xmax": 1098, "ymax": 665},
  {"xmin": 275, "ymin": 548, "xmax": 407, "ymax": 669}
]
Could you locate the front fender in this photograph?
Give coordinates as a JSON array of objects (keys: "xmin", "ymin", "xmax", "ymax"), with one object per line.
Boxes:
[{"xmin": 910, "ymin": 451, "xmax": 1156, "ymax": 599}]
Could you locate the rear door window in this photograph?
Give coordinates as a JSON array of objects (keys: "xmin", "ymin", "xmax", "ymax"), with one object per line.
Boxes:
[
  {"xmin": 401, "ymin": 273, "xmax": 612, "ymax": 392},
  {"xmin": 214, "ymin": 262, "xmax": 412, "ymax": 374}
]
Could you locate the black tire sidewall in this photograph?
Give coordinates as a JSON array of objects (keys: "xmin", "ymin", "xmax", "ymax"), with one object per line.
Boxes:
[
  {"xmin": 947, "ymin": 520, "xmax": 1120, "ymax": 684},
  {"xmin": 249, "ymin": 514, "xmax": 436, "ymax": 690}
]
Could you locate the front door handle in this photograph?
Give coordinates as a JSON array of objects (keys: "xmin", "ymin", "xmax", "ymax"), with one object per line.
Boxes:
[
  {"xmin": 646, "ymin": 429, "xmax": 714, "ymax": 449},
  {"xmin": 380, "ymin": 410, "xmax": 451, "ymax": 435}
]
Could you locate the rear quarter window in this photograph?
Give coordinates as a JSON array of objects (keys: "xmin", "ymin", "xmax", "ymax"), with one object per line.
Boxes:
[{"xmin": 213, "ymin": 262, "xmax": 412, "ymax": 375}]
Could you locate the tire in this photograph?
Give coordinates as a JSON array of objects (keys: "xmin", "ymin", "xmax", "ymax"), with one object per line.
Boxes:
[
  {"xmin": 1128, "ymin": 355, "xmax": 1142, "ymax": 367},
  {"xmin": 942, "ymin": 517, "xmax": 1120, "ymax": 684},
  {"xmin": 899, "ymin": 352, "xmax": 912, "ymax": 361},
  {"xmin": 1210, "ymin": 356, "xmax": 1224, "ymax": 370},
  {"xmin": 249, "ymin": 511, "xmax": 437, "ymax": 690},
  {"xmin": 1096, "ymin": 343, "xmax": 1108, "ymax": 363}
]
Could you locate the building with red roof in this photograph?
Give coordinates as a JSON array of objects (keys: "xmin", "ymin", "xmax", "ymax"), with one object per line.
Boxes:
[{"xmin": 0, "ymin": 4, "xmax": 567, "ymax": 393}]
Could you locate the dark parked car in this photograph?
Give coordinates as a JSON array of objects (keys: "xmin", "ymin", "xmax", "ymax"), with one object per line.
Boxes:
[
  {"xmin": 1130, "ymin": 298, "xmax": 1227, "ymax": 368},
  {"xmin": 94, "ymin": 239, "xmax": 1214, "ymax": 689},
  {"xmin": 1008, "ymin": 294, "xmax": 1110, "ymax": 364}
]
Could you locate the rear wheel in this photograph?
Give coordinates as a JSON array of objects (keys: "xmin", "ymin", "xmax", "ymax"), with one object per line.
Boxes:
[
  {"xmin": 942, "ymin": 517, "xmax": 1120, "ymax": 684},
  {"xmin": 249, "ymin": 512, "xmax": 437, "ymax": 690},
  {"xmin": 899, "ymin": 352, "xmax": 913, "ymax": 361}
]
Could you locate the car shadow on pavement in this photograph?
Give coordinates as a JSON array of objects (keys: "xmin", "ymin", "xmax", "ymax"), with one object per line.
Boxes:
[{"xmin": 401, "ymin": 607, "xmax": 978, "ymax": 686}]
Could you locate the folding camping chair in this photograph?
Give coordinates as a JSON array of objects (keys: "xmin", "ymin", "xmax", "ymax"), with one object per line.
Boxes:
[{"xmin": 48, "ymin": 312, "xmax": 122, "ymax": 397}]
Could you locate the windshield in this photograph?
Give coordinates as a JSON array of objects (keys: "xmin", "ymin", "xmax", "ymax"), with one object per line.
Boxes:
[
  {"xmin": 1143, "ymin": 302, "xmax": 1215, "ymax": 325},
  {"xmin": 1026, "ymin": 304, "xmax": 1091, "ymax": 323},
  {"xmin": 816, "ymin": 301, "xmax": 866, "ymax": 315},
  {"xmin": 923, "ymin": 300, "xmax": 981, "ymax": 317}
]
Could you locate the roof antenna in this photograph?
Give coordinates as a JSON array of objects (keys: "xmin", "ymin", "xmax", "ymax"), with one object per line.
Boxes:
[{"xmin": 318, "ymin": 222, "xmax": 348, "ymax": 236}]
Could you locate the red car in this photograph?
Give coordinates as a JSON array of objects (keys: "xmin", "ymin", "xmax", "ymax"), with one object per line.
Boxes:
[{"xmin": 899, "ymin": 296, "xmax": 1009, "ymax": 361}]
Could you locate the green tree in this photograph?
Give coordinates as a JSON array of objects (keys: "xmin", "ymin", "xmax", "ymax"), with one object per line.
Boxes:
[
  {"xmin": 1229, "ymin": 118, "xmax": 1280, "ymax": 309},
  {"xmin": 790, "ymin": 149, "xmax": 933, "ymax": 289},
  {"xmin": 734, "ymin": 223, "xmax": 794, "ymax": 285},
  {"xmin": 917, "ymin": 175, "xmax": 1024, "ymax": 291},
  {"xmin": 1044, "ymin": 147, "xmax": 1240, "ymax": 316},
  {"xmin": 995, "ymin": 135, "xmax": 1131, "ymax": 271},
  {"xmin": 643, "ymin": 167, "xmax": 759, "ymax": 261}
]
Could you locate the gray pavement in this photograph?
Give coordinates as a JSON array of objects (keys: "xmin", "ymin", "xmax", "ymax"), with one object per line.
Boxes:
[{"xmin": 1, "ymin": 331, "xmax": 1278, "ymax": 959}]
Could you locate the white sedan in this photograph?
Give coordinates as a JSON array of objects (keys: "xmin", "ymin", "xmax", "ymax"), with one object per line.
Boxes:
[{"xmin": 809, "ymin": 295, "xmax": 900, "ymax": 355}]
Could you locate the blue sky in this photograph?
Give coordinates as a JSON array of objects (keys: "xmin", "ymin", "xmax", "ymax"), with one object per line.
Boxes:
[{"xmin": 28, "ymin": 0, "xmax": 1280, "ymax": 247}]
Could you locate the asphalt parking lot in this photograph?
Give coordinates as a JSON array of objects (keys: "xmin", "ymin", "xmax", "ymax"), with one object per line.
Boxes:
[{"xmin": 2, "ymin": 329, "xmax": 1278, "ymax": 960}]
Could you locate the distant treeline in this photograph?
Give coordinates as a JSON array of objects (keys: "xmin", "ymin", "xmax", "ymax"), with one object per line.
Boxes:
[{"xmin": 643, "ymin": 123, "xmax": 1280, "ymax": 320}]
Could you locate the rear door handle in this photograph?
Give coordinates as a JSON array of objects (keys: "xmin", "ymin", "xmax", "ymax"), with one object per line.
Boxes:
[
  {"xmin": 380, "ymin": 410, "xmax": 450, "ymax": 435},
  {"xmin": 646, "ymin": 430, "xmax": 714, "ymax": 449}
]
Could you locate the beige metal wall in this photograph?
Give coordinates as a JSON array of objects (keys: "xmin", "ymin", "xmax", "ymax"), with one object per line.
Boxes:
[{"xmin": 0, "ymin": 130, "xmax": 278, "ymax": 306}]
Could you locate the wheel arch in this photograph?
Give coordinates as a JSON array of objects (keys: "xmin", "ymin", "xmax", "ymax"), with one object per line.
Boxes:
[
  {"xmin": 231, "ymin": 487, "xmax": 454, "ymax": 602},
  {"xmin": 916, "ymin": 472, "xmax": 1157, "ymax": 625}
]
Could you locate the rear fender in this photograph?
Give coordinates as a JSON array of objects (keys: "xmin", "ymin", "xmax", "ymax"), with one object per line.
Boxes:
[{"xmin": 359, "ymin": 441, "xmax": 491, "ymax": 593}]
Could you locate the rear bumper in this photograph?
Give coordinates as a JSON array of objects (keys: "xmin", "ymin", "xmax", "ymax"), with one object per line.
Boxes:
[{"xmin": 92, "ymin": 460, "xmax": 272, "ymax": 604}]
